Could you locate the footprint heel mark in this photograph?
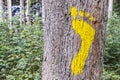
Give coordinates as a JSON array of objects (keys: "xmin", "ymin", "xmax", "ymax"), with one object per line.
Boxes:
[{"xmin": 70, "ymin": 6, "xmax": 95, "ymax": 75}]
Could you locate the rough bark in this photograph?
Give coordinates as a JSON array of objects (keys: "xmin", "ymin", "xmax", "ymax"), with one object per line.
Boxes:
[
  {"xmin": 20, "ymin": 0, "xmax": 24, "ymax": 26},
  {"xmin": 0, "ymin": 0, "xmax": 3, "ymax": 21},
  {"xmin": 42, "ymin": 0, "xmax": 108, "ymax": 80},
  {"xmin": 7, "ymin": 0, "xmax": 12, "ymax": 28}
]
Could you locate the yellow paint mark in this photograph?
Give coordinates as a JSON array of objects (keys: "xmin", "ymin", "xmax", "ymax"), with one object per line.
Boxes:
[
  {"xmin": 85, "ymin": 12, "xmax": 90, "ymax": 17},
  {"xmin": 70, "ymin": 6, "xmax": 95, "ymax": 75},
  {"xmin": 70, "ymin": 6, "xmax": 77, "ymax": 19},
  {"xmin": 79, "ymin": 10, "xmax": 84, "ymax": 16},
  {"xmin": 89, "ymin": 16, "xmax": 94, "ymax": 21}
]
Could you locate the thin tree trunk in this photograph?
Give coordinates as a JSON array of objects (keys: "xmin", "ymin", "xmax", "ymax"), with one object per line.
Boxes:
[
  {"xmin": 20, "ymin": 0, "xmax": 24, "ymax": 26},
  {"xmin": 7, "ymin": 0, "xmax": 12, "ymax": 28},
  {"xmin": 0, "ymin": 0, "xmax": 3, "ymax": 21},
  {"xmin": 108, "ymin": 0, "xmax": 113, "ymax": 18},
  {"xmin": 42, "ymin": 0, "xmax": 108, "ymax": 80},
  {"xmin": 26, "ymin": 0, "xmax": 30, "ymax": 25}
]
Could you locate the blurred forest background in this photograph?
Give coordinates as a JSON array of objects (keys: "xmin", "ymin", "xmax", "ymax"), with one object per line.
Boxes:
[{"xmin": 0, "ymin": 0, "xmax": 119, "ymax": 80}]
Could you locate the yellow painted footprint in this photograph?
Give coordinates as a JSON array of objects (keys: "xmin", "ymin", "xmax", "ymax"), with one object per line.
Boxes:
[{"xmin": 70, "ymin": 6, "xmax": 95, "ymax": 75}]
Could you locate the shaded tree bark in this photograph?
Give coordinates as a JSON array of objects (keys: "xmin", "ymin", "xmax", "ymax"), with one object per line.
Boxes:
[{"xmin": 42, "ymin": 0, "xmax": 108, "ymax": 80}]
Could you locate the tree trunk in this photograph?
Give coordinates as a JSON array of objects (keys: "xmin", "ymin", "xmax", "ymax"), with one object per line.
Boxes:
[
  {"xmin": 20, "ymin": 0, "xmax": 24, "ymax": 26},
  {"xmin": 108, "ymin": 0, "xmax": 113, "ymax": 18},
  {"xmin": 7, "ymin": 0, "xmax": 12, "ymax": 28},
  {"xmin": 42, "ymin": 0, "xmax": 108, "ymax": 80},
  {"xmin": 26, "ymin": 0, "xmax": 30, "ymax": 25},
  {"xmin": 0, "ymin": 0, "xmax": 3, "ymax": 21}
]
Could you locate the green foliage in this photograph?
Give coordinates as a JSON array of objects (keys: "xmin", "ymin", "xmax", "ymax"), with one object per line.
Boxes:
[
  {"xmin": 113, "ymin": 0, "xmax": 120, "ymax": 15},
  {"xmin": 102, "ymin": 13, "xmax": 120, "ymax": 80},
  {"xmin": 0, "ymin": 17, "xmax": 43, "ymax": 80},
  {"xmin": 102, "ymin": 69, "xmax": 120, "ymax": 80}
]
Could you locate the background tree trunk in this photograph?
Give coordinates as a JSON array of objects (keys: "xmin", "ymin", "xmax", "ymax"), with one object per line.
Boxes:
[
  {"xmin": 0, "ymin": 0, "xmax": 3, "ymax": 21},
  {"xmin": 26, "ymin": 0, "xmax": 30, "ymax": 25},
  {"xmin": 42, "ymin": 0, "xmax": 108, "ymax": 80},
  {"xmin": 108, "ymin": 0, "xmax": 113, "ymax": 18},
  {"xmin": 20, "ymin": 0, "xmax": 24, "ymax": 26},
  {"xmin": 7, "ymin": 0, "xmax": 12, "ymax": 28}
]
